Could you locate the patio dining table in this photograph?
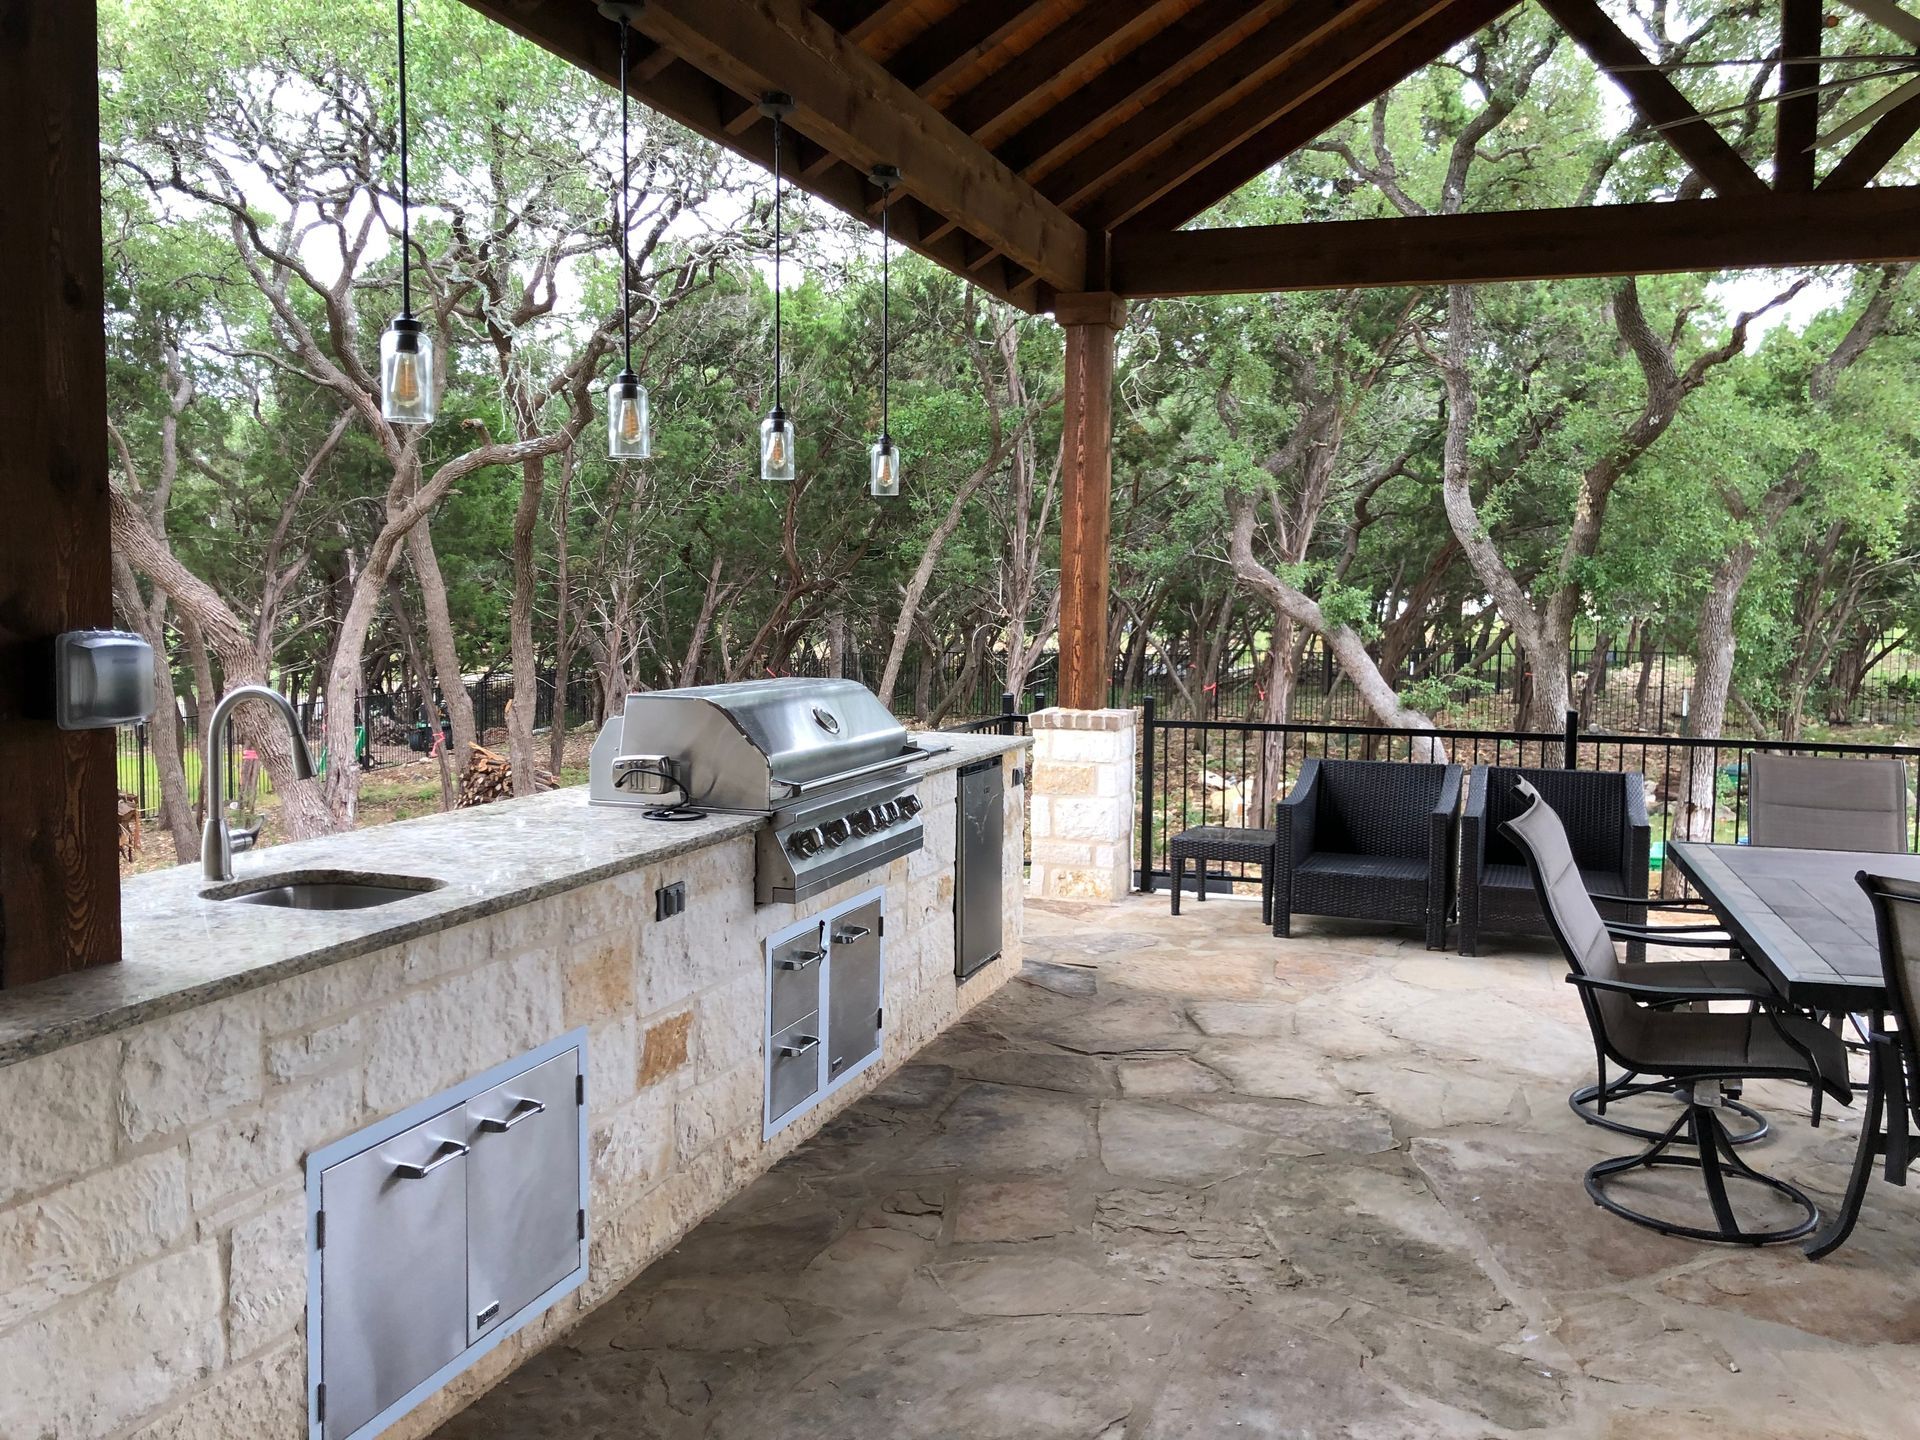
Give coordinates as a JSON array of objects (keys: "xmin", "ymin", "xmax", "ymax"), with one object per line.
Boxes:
[{"xmin": 1667, "ymin": 841, "xmax": 1920, "ymax": 1257}]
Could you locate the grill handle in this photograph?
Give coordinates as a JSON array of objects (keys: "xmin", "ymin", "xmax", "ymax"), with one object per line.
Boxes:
[{"xmin": 771, "ymin": 750, "xmax": 919, "ymax": 797}]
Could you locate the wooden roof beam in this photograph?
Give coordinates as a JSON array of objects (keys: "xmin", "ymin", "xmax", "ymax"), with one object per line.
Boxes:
[
  {"xmin": 941, "ymin": 0, "xmax": 1169, "ymax": 142},
  {"xmin": 1820, "ymin": 87, "xmax": 1920, "ymax": 189},
  {"xmin": 885, "ymin": 0, "xmax": 1060, "ymax": 104},
  {"xmin": 1037, "ymin": 0, "xmax": 1366, "ymax": 216},
  {"xmin": 627, "ymin": 0, "xmax": 1088, "ymax": 291},
  {"xmin": 1109, "ymin": 188, "xmax": 1920, "ymax": 294},
  {"xmin": 993, "ymin": 0, "xmax": 1289, "ymax": 178},
  {"xmin": 1120, "ymin": 0, "xmax": 1520, "ymax": 232},
  {"xmin": 1776, "ymin": 0, "xmax": 1821, "ymax": 191},
  {"xmin": 1538, "ymin": 0, "xmax": 1769, "ymax": 198}
]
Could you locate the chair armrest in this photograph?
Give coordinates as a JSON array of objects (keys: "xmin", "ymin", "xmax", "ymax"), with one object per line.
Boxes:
[
  {"xmin": 1277, "ymin": 760, "xmax": 1320, "ymax": 867},
  {"xmin": 1564, "ymin": 972, "xmax": 1778, "ymax": 1005},
  {"xmin": 1620, "ymin": 773, "xmax": 1651, "ymax": 899},
  {"xmin": 1431, "ymin": 764, "xmax": 1464, "ymax": 821},
  {"xmin": 1602, "ymin": 925, "xmax": 1732, "ymax": 949},
  {"xmin": 1589, "ymin": 890, "xmax": 1717, "ymax": 910},
  {"xmin": 1460, "ymin": 768, "xmax": 1488, "ymax": 875}
]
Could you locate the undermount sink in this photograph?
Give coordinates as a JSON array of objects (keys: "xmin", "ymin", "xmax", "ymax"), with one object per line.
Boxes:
[{"xmin": 204, "ymin": 871, "xmax": 444, "ymax": 911}]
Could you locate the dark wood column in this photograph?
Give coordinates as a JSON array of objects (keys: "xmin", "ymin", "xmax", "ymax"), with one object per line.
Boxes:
[
  {"xmin": 0, "ymin": 1, "xmax": 121, "ymax": 986},
  {"xmin": 1053, "ymin": 292, "xmax": 1124, "ymax": 711}
]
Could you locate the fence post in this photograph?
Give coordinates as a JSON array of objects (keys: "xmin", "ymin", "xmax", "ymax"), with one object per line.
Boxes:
[
  {"xmin": 1563, "ymin": 708, "xmax": 1579, "ymax": 770},
  {"xmin": 1137, "ymin": 695, "xmax": 1156, "ymax": 893},
  {"xmin": 136, "ymin": 723, "xmax": 149, "ymax": 813},
  {"xmin": 999, "ymin": 691, "xmax": 1016, "ymax": 736}
]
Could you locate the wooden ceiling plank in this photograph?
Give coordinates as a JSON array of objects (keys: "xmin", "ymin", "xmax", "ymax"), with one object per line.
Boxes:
[
  {"xmin": 1109, "ymin": 188, "xmax": 1920, "ymax": 294},
  {"xmin": 454, "ymin": 0, "xmax": 1042, "ymax": 308},
  {"xmin": 942, "ymin": 0, "xmax": 1168, "ymax": 140},
  {"xmin": 1539, "ymin": 0, "xmax": 1769, "ymax": 197},
  {"xmin": 1036, "ymin": 0, "xmax": 1366, "ymax": 214},
  {"xmin": 887, "ymin": 0, "xmax": 1059, "ymax": 101},
  {"xmin": 1776, "ymin": 0, "xmax": 1822, "ymax": 191},
  {"xmin": 1819, "ymin": 86, "xmax": 1920, "ymax": 188},
  {"xmin": 994, "ymin": 0, "xmax": 1287, "ymax": 177},
  {"xmin": 1120, "ymin": 0, "xmax": 1519, "ymax": 231},
  {"xmin": 815, "ymin": 0, "xmax": 918, "ymax": 44},
  {"xmin": 628, "ymin": 0, "xmax": 1088, "ymax": 289}
]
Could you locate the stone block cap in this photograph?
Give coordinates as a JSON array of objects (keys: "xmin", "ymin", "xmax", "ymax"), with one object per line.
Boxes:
[{"xmin": 1029, "ymin": 707, "xmax": 1135, "ymax": 732}]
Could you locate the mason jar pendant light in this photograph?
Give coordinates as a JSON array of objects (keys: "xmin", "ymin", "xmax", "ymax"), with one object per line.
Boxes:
[
  {"xmin": 758, "ymin": 94, "xmax": 797, "ymax": 483},
  {"xmin": 380, "ymin": 0, "xmax": 436, "ymax": 426},
  {"xmin": 604, "ymin": 5, "xmax": 651, "ymax": 460},
  {"xmin": 868, "ymin": 165, "xmax": 902, "ymax": 499}
]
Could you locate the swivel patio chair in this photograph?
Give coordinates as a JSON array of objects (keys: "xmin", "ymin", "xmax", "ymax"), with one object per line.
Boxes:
[
  {"xmin": 1503, "ymin": 780, "xmax": 1851, "ymax": 1245},
  {"xmin": 1807, "ymin": 871, "xmax": 1920, "ymax": 1259},
  {"xmin": 1459, "ymin": 766, "xmax": 1649, "ymax": 959},
  {"xmin": 1273, "ymin": 757, "xmax": 1461, "ymax": 950},
  {"xmin": 1748, "ymin": 752, "xmax": 1909, "ymax": 853}
]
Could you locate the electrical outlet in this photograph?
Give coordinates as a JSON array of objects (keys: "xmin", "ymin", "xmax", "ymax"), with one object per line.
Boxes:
[{"xmin": 655, "ymin": 881, "xmax": 686, "ymax": 920}]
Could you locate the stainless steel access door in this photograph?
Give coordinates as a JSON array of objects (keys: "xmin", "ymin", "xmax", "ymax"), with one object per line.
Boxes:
[
  {"xmin": 465, "ymin": 1050, "xmax": 582, "ymax": 1344},
  {"xmin": 956, "ymin": 758, "xmax": 1004, "ymax": 979},
  {"xmin": 827, "ymin": 899, "xmax": 883, "ymax": 1082},
  {"xmin": 319, "ymin": 1106, "xmax": 470, "ymax": 1440}
]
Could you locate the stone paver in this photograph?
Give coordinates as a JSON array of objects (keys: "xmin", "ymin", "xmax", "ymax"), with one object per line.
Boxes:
[{"xmin": 432, "ymin": 896, "xmax": 1920, "ymax": 1439}]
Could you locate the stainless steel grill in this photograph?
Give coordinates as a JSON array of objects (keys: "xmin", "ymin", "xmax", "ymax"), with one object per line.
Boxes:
[{"xmin": 588, "ymin": 678, "xmax": 940, "ymax": 904}]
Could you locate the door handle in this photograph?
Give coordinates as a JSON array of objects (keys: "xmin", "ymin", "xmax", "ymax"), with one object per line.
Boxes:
[
  {"xmin": 778, "ymin": 1034, "xmax": 820, "ymax": 1059},
  {"xmin": 475, "ymin": 1300, "xmax": 501, "ymax": 1328},
  {"xmin": 777, "ymin": 948, "xmax": 825, "ymax": 971},
  {"xmin": 393, "ymin": 1139, "xmax": 469, "ymax": 1179},
  {"xmin": 832, "ymin": 925, "xmax": 871, "ymax": 944},
  {"xmin": 477, "ymin": 1097, "xmax": 546, "ymax": 1133}
]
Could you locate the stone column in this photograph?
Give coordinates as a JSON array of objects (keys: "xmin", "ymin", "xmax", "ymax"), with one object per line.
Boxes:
[{"xmin": 1026, "ymin": 707, "xmax": 1135, "ymax": 902}]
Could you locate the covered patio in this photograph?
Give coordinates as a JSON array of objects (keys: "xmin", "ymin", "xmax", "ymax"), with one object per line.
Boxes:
[{"xmin": 430, "ymin": 897, "xmax": 1920, "ymax": 1440}]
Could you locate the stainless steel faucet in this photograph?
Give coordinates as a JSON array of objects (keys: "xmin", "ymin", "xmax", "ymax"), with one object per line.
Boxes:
[{"xmin": 202, "ymin": 684, "xmax": 316, "ymax": 881}]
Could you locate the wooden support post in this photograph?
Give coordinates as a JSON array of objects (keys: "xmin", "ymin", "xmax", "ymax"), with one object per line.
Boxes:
[
  {"xmin": 0, "ymin": 1, "xmax": 122, "ymax": 986},
  {"xmin": 1053, "ymin": 291, "xmax": 1124, "ymax": 712}
]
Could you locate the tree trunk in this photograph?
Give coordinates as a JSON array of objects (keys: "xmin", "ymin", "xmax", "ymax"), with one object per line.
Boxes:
[
  {"xmin": 507, "ymin": 454, "xmax": 545, "ymax": 797},
  {"xmin": 112, "ymin": 563, "xmax": 197, "ymax": 861},
  {"xmin": 549, "ymin": 453, "xmax": 576, "ymax": 774},
  {"xmin": 407, "ymin": 519, "xmax": 479, "ymax": 768}
]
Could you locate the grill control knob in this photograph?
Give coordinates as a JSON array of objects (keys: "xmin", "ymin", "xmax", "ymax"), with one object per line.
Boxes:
[
  {"xmin": 821, "ymin": 818, "xmax": 851, "ymax": 849},
  {"xmin": 850, "ymin": 808, "xmax": 877, "ymax": 837},
  {"xmin": 787, "ymin": 826, "xmax": 825, "ymax": 858},
  {"xmin": 875, "ymin": 800, "xmax": 899, "ymax": 826},
  {"xmin": 897, "ymin": 794, "xmax": 923, "ymax": 818}
]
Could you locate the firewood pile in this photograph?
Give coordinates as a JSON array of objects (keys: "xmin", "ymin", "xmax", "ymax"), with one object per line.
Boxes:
[
  {"xmin": 117, "ymin": 792, "xmax": 142, "ymax": 861},
  {"xmin": 458, "ymin": 744, "xmax": 558, "ymax": 808}
]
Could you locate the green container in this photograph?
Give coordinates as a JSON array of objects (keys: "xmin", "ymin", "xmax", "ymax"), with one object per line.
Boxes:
[{"xmin": 1649, "ymin": 840, "xmax": 1665, "ymax": 872}]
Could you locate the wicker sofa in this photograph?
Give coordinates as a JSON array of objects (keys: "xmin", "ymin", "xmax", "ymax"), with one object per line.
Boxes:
[
  {"xmin": 1459, "ymin": 766, "xmax": 1650, "ymax": 958},
  {"xmin": 1273, "ymin": 757, "xmax": 1462, "ymax": 950}
]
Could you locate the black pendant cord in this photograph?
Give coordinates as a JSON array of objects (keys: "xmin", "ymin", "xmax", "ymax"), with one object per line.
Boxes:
[
  {"xmin": 772, "ymin": 109, "xmax": 783, "ymax": 413},
  {"xmin": 396, "ymin": 0, "xmax": 412, "ymax": 317},
  {"xmin": 880, "ymin": 185, "xmax": 890, "ymax": 438},
  {"xmin": 618, "ymin": 17, "xmax": 633, "ymax": 374}
]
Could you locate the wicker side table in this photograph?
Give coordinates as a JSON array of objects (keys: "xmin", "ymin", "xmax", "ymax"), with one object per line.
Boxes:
[{"xmin": 1169, "ymin": 826, "xmax": 1276, "ymax": 923}]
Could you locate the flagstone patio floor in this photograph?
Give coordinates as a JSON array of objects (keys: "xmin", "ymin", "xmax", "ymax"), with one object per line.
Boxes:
[{"xmin": 431, "ymin": 894, "xmax": 1920, "ymax": 1439}]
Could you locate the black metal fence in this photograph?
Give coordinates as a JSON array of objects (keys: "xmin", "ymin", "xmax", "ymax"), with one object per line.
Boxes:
[
  {"xmin": 942, "ymin": 693, "xmax": 1031, "ymax": 736},
  {"xmin": 1136, "ymin": 698, "xmax": 1920, "ymax": 892}
]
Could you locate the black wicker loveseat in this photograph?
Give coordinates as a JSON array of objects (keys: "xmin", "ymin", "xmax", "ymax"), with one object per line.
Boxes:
[
  {"xmin": 1459, "ymin": 766, "xmax": 1650, "ymax": 958},
  {"xmin": 1273, "ymin": 757, "xmax": 1462, "ymax": 949}
]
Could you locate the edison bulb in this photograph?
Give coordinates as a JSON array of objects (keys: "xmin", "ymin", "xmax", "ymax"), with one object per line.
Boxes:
[
  {"xmin": 607, "ymin": 371, "xmax": 651, "ymax": 460},
  {"xmin": 380, "ymin": 315, "xmax": 436, "ymax": 425},
  {"xmin": 760, "ymin": 408, "xmax": 796, "ymax": 482},
  {"xmin": 869, "ymin": 436, "xmax": 901, "ymax": 498}
]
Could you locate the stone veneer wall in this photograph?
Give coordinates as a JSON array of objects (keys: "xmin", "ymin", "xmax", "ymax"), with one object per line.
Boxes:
[
  {"xmin": 1026, "ymin": 708, "xmax": 1136, "ymax": 902},
  {"xmin": 0, "ymin": 755, "xmax": 1023, "ymax": 1440}
]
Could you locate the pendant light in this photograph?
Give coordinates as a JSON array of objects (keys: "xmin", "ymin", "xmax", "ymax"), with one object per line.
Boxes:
[
  {"xmin": 603, "ymin": 5, "xmax": 651, "ymax": 460},
  {"xmin": 380, "ymin": 0, "xmax": 436, "ymax": 426},
  {"xmin": 758, "ymin": 94, "xmax": 797, "ymax": 483},
  {"xmin": 868, "ymin": 165, "xmax": 901, "ymax": 499}
]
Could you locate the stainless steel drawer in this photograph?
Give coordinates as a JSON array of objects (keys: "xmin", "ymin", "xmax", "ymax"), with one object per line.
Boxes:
[
  {"xmin": 768, "ymin": 1013, "xmax": 821, "ymax": 1123},
  {"xmin": 828, "ymin": 901, "xmax": 883, "ymax": 1082},
  {"xmin": 769, "ymin": 926, "xmax": 826, "ymax": 1034},
  {"xmin": 319, "ymin": 1106, "xmax": 470, "ymax": 1440},
  {"xmin": 465, "ymin": 1050, "xmax": 581, "ymax": 1343}
]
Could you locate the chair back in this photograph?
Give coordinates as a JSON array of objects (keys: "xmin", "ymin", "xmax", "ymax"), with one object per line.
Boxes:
[
  {"xmin": 1858, "ymin": 871, "xmax": 1920, "ymax": 1131},
  {"xmin": 1311, "ymin": 758, "xmax": 1455, "ymax": 859},
  {"xmin": 1748, "ymin": 753, "xmax": 1908, "ymax": 853},
  {"xmin": 1478, "ymin": 767, "xmax": 1636, "ymax": 873},
  {"xmin": 1499, "ymin": 779, "xmax": 1632, "ymax": 1040}
]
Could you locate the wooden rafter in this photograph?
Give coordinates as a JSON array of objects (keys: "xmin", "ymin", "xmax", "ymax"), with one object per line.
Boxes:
[
  {"xmin": 1108, "ymin": 188, "xmax": 1920, "ymax": 295},
  {"xmin": 940, "ymin": 0, "xmax": 1169, "ymax": 142},
  {"xmin": 1821, "ymin": 86, "xmax": 1920, "ymax": 188},
  {"xmin": 1120, "ymin": 0, "xmax": 1520, "ymax": 232},
  {"xmin": 1538, "ymin": 0, "xmax": 1769, "ymax": 198},
  {"xmin": 1072, "ymin": 0, "xmax": 1468, "ymax": 231},
  {"xmin": 885, "ymin": 0, "xmax": 1056, "ymax": 104},
  {"xmin": 1035, "ymin": 0, "xmax": 1364, "ymax": 215},
  {"xmin": 1777, "ymin": 0, "xmax": 1823, "ymax": 191}
]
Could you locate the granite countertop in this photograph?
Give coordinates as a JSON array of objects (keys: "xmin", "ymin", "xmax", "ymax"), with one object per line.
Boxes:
[{"xmin": 0, "ymin": 731, "xmax": 1026, "ymax": 1068}]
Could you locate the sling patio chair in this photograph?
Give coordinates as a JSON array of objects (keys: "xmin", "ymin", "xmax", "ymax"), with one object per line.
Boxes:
[
  {"xmin": 1272, "ymin": 757, "xmax": 1461, "ymax": 950},
  {"xmin": 1747, "ymin": 751, "xmax": 1909, "ymax": 853},
  {"xmin": 1503, "ymin": 779, "xmax": 1851, "ymax": 1245},
  {"xmin": 1807, "ymin": 871, "xmax": 1920, "ymax": 1259},
  {"xmin": 1460, "ymin": 766, "xmax": 1650, "ymax": 960}
]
